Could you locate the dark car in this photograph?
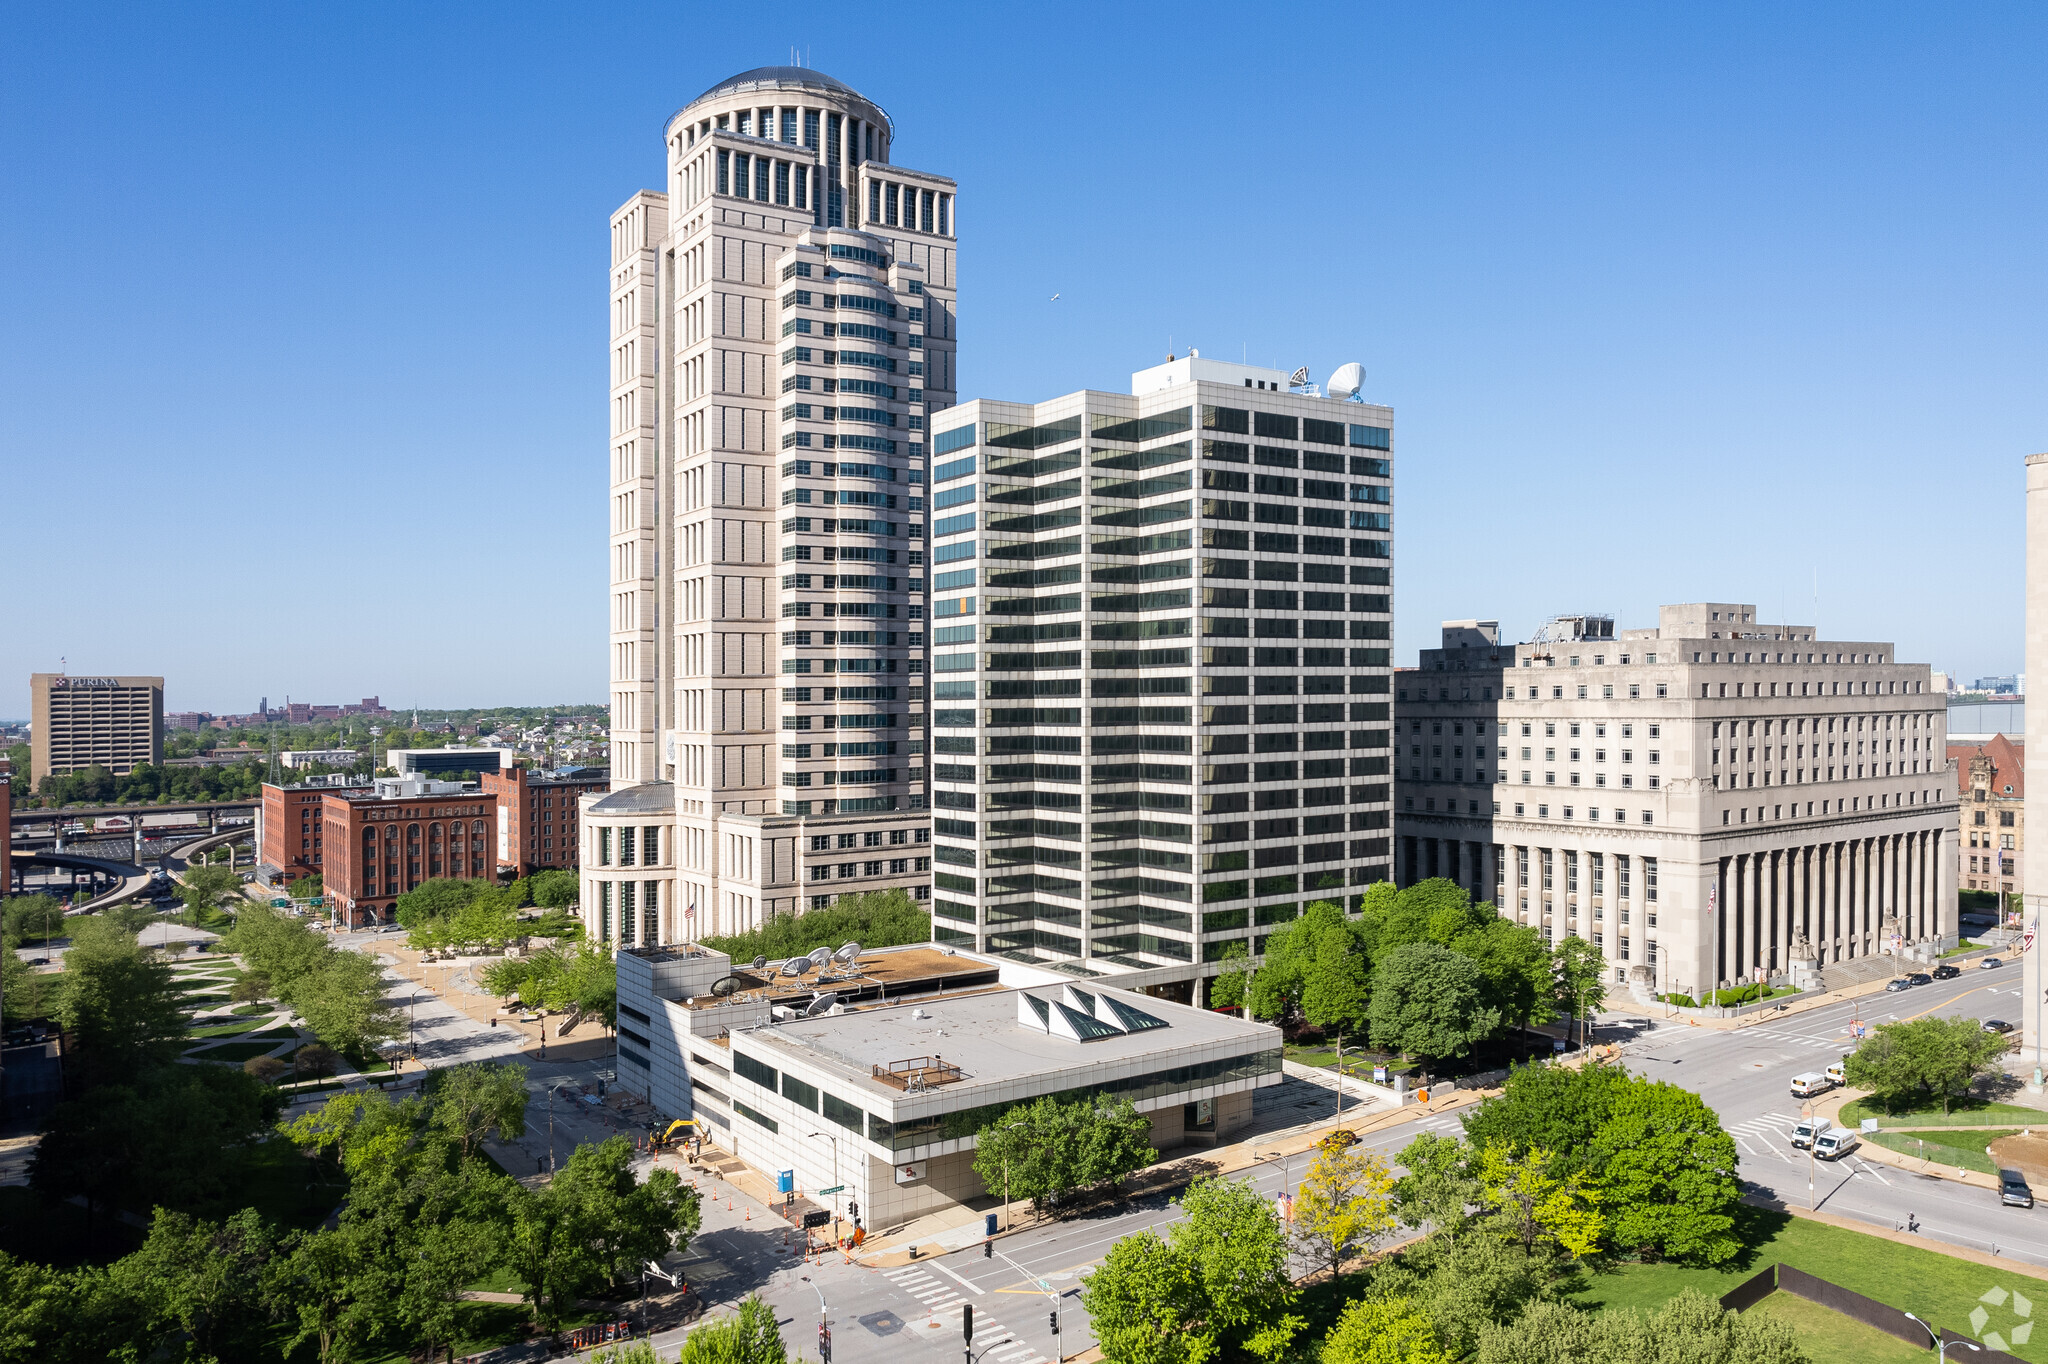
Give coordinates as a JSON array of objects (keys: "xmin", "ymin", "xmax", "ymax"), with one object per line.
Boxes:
[
  {"xmin": 1985, "ymin": 1019, "xmax": 2016, "ymax": 1034},
  {"xmin": 1932, "ymin": 964, "xmax": 1961, "ymax": 980},
  {"xmin": 1906, "ymin": 973, "xmax": 1933, "ymax": 987},
  {"xmin": 1981, "ymin": 957, "xmax": 2005, "ymax": 970},
  {"xmin": 1885, "ymin": 978, "xmax": 1914, "ymax": 992},
  {"xmin": 2001, "ymin": 1168, "xmax": 2035, "ymax": 1208}
]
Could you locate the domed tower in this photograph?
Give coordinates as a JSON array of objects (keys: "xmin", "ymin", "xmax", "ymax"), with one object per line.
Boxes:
[{"xmin": 594, "ymin": 67, "xmax": 958, "ymax": 952}]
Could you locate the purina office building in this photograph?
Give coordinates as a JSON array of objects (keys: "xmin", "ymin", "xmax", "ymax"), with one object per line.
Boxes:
[{"xmin": 924, "ymin": 354, "xmax": 1398, "ymax": 994}]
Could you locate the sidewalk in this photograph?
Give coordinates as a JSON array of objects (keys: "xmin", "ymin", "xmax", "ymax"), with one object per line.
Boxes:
[{"xmin": 846, "ymin": 1085, "xmax": 1491, "ymax": 1267}]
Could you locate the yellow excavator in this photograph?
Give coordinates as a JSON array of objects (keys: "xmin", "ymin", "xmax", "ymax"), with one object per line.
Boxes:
[{"xmin": 649, "ymin": 1118, "xmax": 700, "ymax": 1151}]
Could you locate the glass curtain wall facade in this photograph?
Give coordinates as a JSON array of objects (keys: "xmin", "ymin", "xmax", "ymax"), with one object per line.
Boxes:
[{"xmin": 927, "ymin": 361, "xmax": 1396, "ymax": 975}]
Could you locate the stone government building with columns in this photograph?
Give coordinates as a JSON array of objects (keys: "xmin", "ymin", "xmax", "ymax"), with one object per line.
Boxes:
[{"xmin": 1393, "ymin": 603, "xmax": 1957, "ymax": 1001}]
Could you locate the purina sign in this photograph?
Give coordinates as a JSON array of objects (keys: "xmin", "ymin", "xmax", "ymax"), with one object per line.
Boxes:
[{"xmin": 50, "ymin": 677, "xmax": 120, "ymax": 689}]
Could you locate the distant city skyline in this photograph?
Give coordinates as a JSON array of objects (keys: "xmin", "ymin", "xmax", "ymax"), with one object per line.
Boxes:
[{"xmin": 4, "ymin": 5, "xmax": 2042, "ymax": 716}]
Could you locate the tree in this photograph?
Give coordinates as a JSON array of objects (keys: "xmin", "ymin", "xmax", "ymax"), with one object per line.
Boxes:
[
  {"xmin": 223, "ymin": 903, "xmax": 330, "ymax": 999},
  {"xmin": 295, "ymin": 1042, "xmax": 340, "ymax": 1080},
  {"xmin": 531, "ymin": 869, "xmax": 581, "ymax": 909},
  {"xmin": 2, "ymin": 942, "xmax": 52, "ymax": 1023},
  {"xmin": 54, "ymin": 916, "xmax": 187, "ymax": 1088},
  {"xmin": 972, "ymin": 1094, "xmax": 1156, "ymax": 1215},
  {"xmin": 1372, "ymin": 1227, "xmax": 1573, "ymax": 1359},
  {"xmin": 2, "ymin": 894, "xmax": 66, "ymax": 948},
  {"xmin": 269, "ymin": 1222, "xmax": 390, "ymax": 1364},
  {"xmin": 230, "ymin": 969, "xmax": 272, "ymax": 1005},
  {"xmin": 1248, "ymin": 900, "xmax": 1370, "ymax": 1031},
  {"xmin": 504, "ymin": 1136, "xmax": 699, "ymax": 1329},
  {"xmin": 1550, "ymin": 935, "xmax": 1607, "ymax": 1044},
  {"xmin": 1175, "ymin": 1177, "xmax": 1302, "ymax": 1362},
  {"xmin": 425, "ymin": 1060, "xmax": 531, "ymax": 1160},
  {"xmin": 1369, "ymin": 942, "xmax": 1500, "ymax": 1061},
  {"xmin": 1475, "ymin": 1143, "xmax": 1603, "ymax": 1259},
  {"xmin": 1912, "ymin": 1015, "xmax": 2010, "ymax": 1115},
  {"xmin": 109, "ymin": 1208, "xmax": 283, "ymax": 1364},
  {"xmin": 0, "ymin": 1251, "xmax": 142, "ymax": 1364},
  {"xmin": 1392, "ymin": 1132, "xmax": 1481, "ymax": 1237},
  {"xmin": 179, "ymin": 864, "xmax": 243, "ymax": 921},
  {"xmin": 294, "ymin": 949, "xmax": 404, "ymax": 1060},
  {"xmin": 1080, "ymin": 1230, "xmax": 1209, "ymax": 1364},
  {"xmin": 1460, "ymin": 1060, "xmax": 1638, "ymax": 1182},
  {"xmin": 676, "ymin": 1294, "xmax": 788, "ymax": 1364},
  {"xmin": 700, "ymin": 887, "xmax": 928, "ymax": 962},
  {"xmin": 1845, "ymin": 1016, "xmax": 2008, "ymax": 1115},
  {"xmin": 245, "ymin": 1055, "xmax": 287, "ymax": 1084},
  {"xmin": 1476, "ymin": 1289, "xmax": 1808, "ymax": 1364},
  {"xmin": 1293, "ymin": 1141, "xmax": 1399, "ymax": 1275},
  {"xmin": 1456, "ymin": 918, "xmax": 1558, "ymax": 1032},
  {"xmin": 1207, "ymin": 940, "xmax": 1250, "ymax": 1013},
  {"xmin": 1322, "ymin": 1296, "xmax": 1452, "ymax": 1364},
  {"xmin": 1587, "ymin": 1083, "xmax": 1741, "ymax": 1265}
]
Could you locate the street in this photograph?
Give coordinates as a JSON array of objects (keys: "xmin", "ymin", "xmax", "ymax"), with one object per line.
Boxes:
[
  {"xmin": 1609, "ymin": 966, "xmax": 2048, "ymax": 1266},
  {"xmin": 332, "ymin": 936, "xmax": 2048, "ymax": 1362}
]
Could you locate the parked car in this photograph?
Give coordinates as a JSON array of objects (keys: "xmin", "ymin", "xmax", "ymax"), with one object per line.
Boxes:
[
  {"xmin": 1813, "ymin": 1130, "xmax": 1859, "ymax": 1161},
  {"xmin": 2001, "ymin": 1168, "xmax": 2035, "ymax": 1209},
  {"xmin": 1793, "ymin": 1116, "xmax": 1833, "ymax": 1149},
  {"xmin": 1885, "ymin": 978, "xmax": 1914, "ymax": 992},
  {"xmin": 1826, "ymin": 1060, "xmax": 1848, "ymax": 1086},
  {"xmin": 1790, "ymin": 1072, "xmax": 1836, "ymax": 1099},
  {"xmin": 1985, "ymin": 1019, "xmax": 2015, "ymax": 1035},
  {"xmin": 1906, "ymin": 973, "xmax": 1933, "ymax": 987},
  {"xmin": 1932, "ymin": 964, "xmax": 1961, "ymax": 980},
  {"xmin": 1981, "ymin": 957, "xmax": 2004, "ymax": 970}
]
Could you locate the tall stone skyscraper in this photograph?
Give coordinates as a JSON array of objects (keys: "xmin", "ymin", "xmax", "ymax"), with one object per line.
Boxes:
[{"xmin": 586, "ymin": 67, "xmax": 957, "ymax": 946}]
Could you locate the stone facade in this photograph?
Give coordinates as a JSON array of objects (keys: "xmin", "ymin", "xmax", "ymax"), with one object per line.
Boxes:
[
  {"xmin": 1951, "ymin": 734, "xmax": 2023, "ymax": 901},
  {"xmin": 603, "ymin": 65, "xmax": 956, "ymax": 947},
  {"xmin": 1395, "ymin": 604, "xmax": 1957, "ymax": 997}
]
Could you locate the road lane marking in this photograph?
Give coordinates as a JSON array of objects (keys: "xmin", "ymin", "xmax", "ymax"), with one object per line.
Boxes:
[{"xmin": 933, "ymin": 1262, "xmax": 986, "ymax": 1295}]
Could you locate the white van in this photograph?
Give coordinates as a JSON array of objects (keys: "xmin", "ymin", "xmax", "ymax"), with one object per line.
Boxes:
[
  {"xmin": 1813, "ymin": 1129, "xmax": 1859, "ymax": 1161},
  {"xmin": 1792, "ymin": 1117, "xmax": 1832, "ymax": 1150},
  {"xmin": 1825, "ymin": 1059, "xmax": 1848, "ymax": 1087},
  {"xmin": 1790, "ymin": 1072, "xmax": 1836, "ymax": 1098}
]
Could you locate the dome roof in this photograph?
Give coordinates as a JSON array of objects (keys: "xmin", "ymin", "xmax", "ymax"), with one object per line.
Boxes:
[
  {"xmin": 694, "ymin": 65, "xmax": 860, "ymax": 103},
  {"xmin": 664, "ymin": 64, "xmax": 894, "ymax": 148}
]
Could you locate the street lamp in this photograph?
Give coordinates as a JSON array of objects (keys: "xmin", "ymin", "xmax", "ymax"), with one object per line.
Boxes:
[
  {"xmin": 1904, "ymin": 1314, "xmax": 1981, "ymax": 1361},
  {"xmin": 999, "ymin": 1120, "xmax": 1030, "ymax": 1230},
  {"xmin": 546, "ymin": 1081, "xmax": 572, "ymax": 1174},
  {"xmin": 799, "ymin": 1273, "xmax": 830, "ymax": 1364},
  {"xmin": 808, "ymin": 1130, "xmax": 842, "ymax": 1246}
]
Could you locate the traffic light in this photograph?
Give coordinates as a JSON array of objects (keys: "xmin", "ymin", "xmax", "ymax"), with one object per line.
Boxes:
[
  {"xmin": 984, "ymin": 1238, "xmax": 993, "ymax": 1258},
  {"xmin": 963, "ymin": 1304, "xmax": 974, "ymax": 1344},
  {"xmin": 1049, "ymin": 1312, "xmax": 1060, "ymax": 1335}
]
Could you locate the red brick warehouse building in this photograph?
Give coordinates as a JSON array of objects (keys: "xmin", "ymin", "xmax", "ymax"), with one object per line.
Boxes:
[
  {"xmin": 321, "ymin": 776, "xmax": 498, "ymax": 927},
  {"xmin": 259, "ymin": 776, "xmax": 363, "ymax": 888},
  {"xmin": 480, "ymin": 764, "xmax": 608, "ymax": 878}
]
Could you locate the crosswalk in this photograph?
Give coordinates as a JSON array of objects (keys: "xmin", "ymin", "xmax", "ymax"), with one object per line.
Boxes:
[
  {"xmin": 883, "ymin": 1266, "xmax": 1050, "ymax": 1364},
  {"xmin": 1741, "ymin": 1026, "xmax": 1853, "ymax": 1051},
  {"xmin": 1725, "ymin": 1112, "xmax": 1802, "ymax": 1154}
]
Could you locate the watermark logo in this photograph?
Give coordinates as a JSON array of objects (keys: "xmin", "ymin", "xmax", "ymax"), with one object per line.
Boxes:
[{"xmin": 1970, "ymin": 1284, "xmax": 2033, "ymax": 1351}]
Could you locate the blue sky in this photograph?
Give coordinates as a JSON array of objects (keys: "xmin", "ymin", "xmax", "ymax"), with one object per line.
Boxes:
[{"xmin": 2, "ymin": 2, "xmax": 2042, "ymax": 715}]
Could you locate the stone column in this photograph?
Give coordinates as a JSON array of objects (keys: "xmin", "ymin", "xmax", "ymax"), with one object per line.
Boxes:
[{"xmin": 1775, "ymin": 848, "xmax": 1791, "ymax": 973}]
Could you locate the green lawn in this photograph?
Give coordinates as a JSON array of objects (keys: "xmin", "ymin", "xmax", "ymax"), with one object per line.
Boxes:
[
  {"xmin": 1575, "ymin": 1204, "xmax": 2048, "ymax": 1361},
  {"xmin": 1747, "ymin": 1290, "xmax": 1928, "ymax": 1364},
  {"xmin": 186, "ymin": 1039, "xmax": 290, "ymax": 1062},
  {"xmin": 354, "ymin": 1301, "xmax": 616, "ymax": 1363},
  {"xmin": 1842, "ymin": 1098, "xmax": 2046, "ymax": 1128},
  {"xmin": 1867, "ymin": 1129, "xmax": 2023, "ymax": 1176},
  {"xmin": 186, "ymin": 1016, "xmax": 268, "ymax": 1038}
]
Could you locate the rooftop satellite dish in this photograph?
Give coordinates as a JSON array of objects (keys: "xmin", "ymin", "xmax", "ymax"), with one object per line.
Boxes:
[
  {"xmin": 832, "ymin": 942, "xmax": 862, "ymax": 966},
  {"xmin": 709, "ymin": 974, "xmax": 741, "ymax": 997},
  {"xmin": 805, "ymin": 992, "xmax": 840, "ymax": 1018},
  {"xmin": 1289, "ymin": 366, "xmax": 1311, "ymax": 388},
  {"xmin": 751, "ymin": 955, "xmax": 769, "ymax": 971},
  {"xmin": 1328, "ymin": 362, "xmax": 1366, "ymax": 402},
  {"xmin": 779, "ymin": 957, "xmax": 807, "ymax": 978},
  {"xmin": 805, "ymin": 946, "xmax": 832, "ymax": 971}
]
